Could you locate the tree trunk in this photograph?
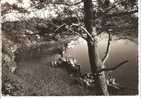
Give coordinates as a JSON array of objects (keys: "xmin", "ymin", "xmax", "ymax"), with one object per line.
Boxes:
[{"xmin": 83, "ymin": 0, "xmax": 109, "ymax": 95}]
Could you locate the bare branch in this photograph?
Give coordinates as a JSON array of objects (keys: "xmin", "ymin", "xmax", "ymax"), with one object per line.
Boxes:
[
  {"xmin": 53, "ymin": 0, "xmax": 98, "ymax": 6},
  {"xmin": 78, "ymin": 25, "xmax": 94, "ymax": 41},
  {"xmin": 104, "ymin": 0, "xmax": 122, "ymax": 13},
  {"xmin": 54, "ymin": 23, "xmax": 67, "ymax": 33},
  {"xmin": 50, "ymin": 0, "xmax": 97, "ymax": 6},
  {"xmin": 54, "ymin": 23, "xmax": 95, "ymax": 41},
  {"xmin": 97, "ymin": 60, "xmax": 128, "ymax": 73},
  {"xmin": 105, "ymin": 9, "xmax": 138, "ymax": 17},
  {"xmin": 52, "ymin": 0, "xmax": 83, "ymax": 6},
  {"xmin": 54, "ymin": 23, "xmax": 86, "ymax": 39},
  {"xmin": 52, "ymin": 2, "xmax": 72, "ymax": 6},
  {"xmin": 69, "ymin": 24, "xmax": 87, "ymax": 39},
  {"xmin": 102, "ymin": 32, "xmax": 112, "ymax": 64},
  {"xmin": 72, "ymin": 0, "xmax": 83, "ymax": 6},
  {"xmin": 70, "ymin": 24, "xmax": 96, "ymax": 41}
]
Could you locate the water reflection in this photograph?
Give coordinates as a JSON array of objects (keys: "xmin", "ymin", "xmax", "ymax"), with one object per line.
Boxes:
[
  {"xmin": 64, "ymin": 38, "xmax": 91, "ymax": 73},
  {"xmin": 64, "ymin": 35, "xmax": 138, "ymax": 89}
]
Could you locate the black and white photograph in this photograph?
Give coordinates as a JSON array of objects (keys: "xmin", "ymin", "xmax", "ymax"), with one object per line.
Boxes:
[{"xmin": 0, "ymin": 0, "xmax": 140, "ymax": 97}]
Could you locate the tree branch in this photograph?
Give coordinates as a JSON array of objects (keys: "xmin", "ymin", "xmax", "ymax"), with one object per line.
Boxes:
[
  {"xmin": 80, "ymin": 26, "xmax": 94, "ymax": 41},
  {"xmin": 105, "ymin": 9, "xmax": 138, "ymax": 17},
  {"xmin": 72, "ymin": 0, "xmax": 83, "ymax": 6},
  {"xmin": 54, "ymin": 23, "xmax": 95, "ymax": 41},
  {"xmin": 54, "ymin": 23, "xmax": 67, "ymax": 33},
  {"xmin": 104, "ymin": 0, "xmax": 122, "ymax": 13},
  {"xmin": 54, "ymin": 23, "xmax": 86, "ymax": 39},
  {"xmin": 69, "ymin": 24, "xmax": 94, "ymax": 41},
  {"xmin": 102, "ymin": 32, "xmax": 112, "ymax": 64},
  {"xmin": 97, "ymin": 60, "xmax": 128, "ymax": 73},
  {"xmin": 51, "ymin": 0, "xmax": 97, "ymax": 6},
  {"xmin": 69, "ymin": 24, "xmax": 87, "ymax": 39},
  {"xmin": 52, "ymin": 0, "xmax": 83, "ymax": 6}
]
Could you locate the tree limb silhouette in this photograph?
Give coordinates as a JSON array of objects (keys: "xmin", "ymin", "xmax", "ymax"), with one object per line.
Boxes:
[
  {"xmin": 102, "ymin": 32, "xmax": 112, "ymax": 64},
  {"xmin": 97, "ymin": 60, "xmax": 128, "ymax": 73}
]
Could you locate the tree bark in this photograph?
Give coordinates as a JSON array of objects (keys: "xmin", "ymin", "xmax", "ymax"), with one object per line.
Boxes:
[{"xmin": 83, "ymin": 0, "xmax": 109, "ymax": 95}]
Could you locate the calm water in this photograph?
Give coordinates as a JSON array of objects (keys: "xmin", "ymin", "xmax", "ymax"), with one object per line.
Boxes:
[
  {"xmin": 64, "ymin": 34, "xmax": 138, "ymax": 89},
  {"xmin": 15, "ymin": 34, "xmax": 138, "ymax": 91}
]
